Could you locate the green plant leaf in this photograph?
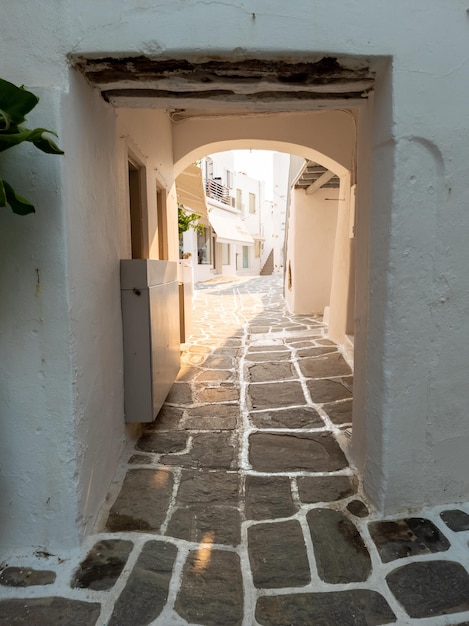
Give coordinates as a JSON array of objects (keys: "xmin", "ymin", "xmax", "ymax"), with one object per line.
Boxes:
[
  {"xmin": 0, "ymin": 127, "xmax": 64, "ymax": 153},
  {"xmin": 2, "ymin": 179, "xmax": 35, "ymax": 215},
  {"xmin": 0, "ymin": 78, "xmax": 39, "ymax": 128},
  {"xmin": 33, "ymin": 135, "xmax": 64, "ymax": 155},
  {"xmin": 0, "ymin": 77, "xmax": 63, "ymax": 216},
  {"xmin": 0, "ymin": 178, "xmax": 6, "ymax": 207}
]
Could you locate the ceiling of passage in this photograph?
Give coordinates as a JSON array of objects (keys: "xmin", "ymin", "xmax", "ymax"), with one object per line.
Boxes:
[{"xmin": 72, "ymin": 55, "xmax": 375, "ymax": 111}]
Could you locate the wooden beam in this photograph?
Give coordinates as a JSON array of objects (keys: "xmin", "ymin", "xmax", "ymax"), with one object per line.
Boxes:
[{"xmin": 305, "ymin": 170, "xmax": 335, "ymax": 195}]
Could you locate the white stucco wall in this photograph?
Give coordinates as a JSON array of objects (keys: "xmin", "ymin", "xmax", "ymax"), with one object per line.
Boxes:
[
  {"xmin": 117, "ymin": 109, "xmax": 179, "ymax": 262},
  {"xmin": 2, "ymin": 0, "xmax": 469, "ymax": 555},
  {"xmin": 173, "ymin": 112, "xmax": 353, "ymax": 177},
  {"xmin": 327, "ymin": 175, "xmax": 353, "ymax": 344},
  {"xmin": 0, "ymin": 86, "xmax": 80, "ymax": 553},
  {"xmin": 221, "ymin": 250, "xmax": 237, "ymax": 277},
  {"xmin": 62, "ymin": 71, "xmax": 127, "ymax": 537},
  {"xmin": 270, "ymin": 152, "xmax": 290, "ymax": 271},
  {"xmin": 284, "ymin": 188, "xmax": 339, "ymax": 315},
  {"xmin": 0, "ymin": 3, "xmax": 77, "ymax": 553}
]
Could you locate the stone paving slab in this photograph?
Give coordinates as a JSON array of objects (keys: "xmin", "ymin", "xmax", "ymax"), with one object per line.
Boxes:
[
  {"xmin": 136, "ymin": 431, "xmax": 187, "ymax": 453},
  {"xmin": 369, "ymin": 517, "xmax": 450, "ymax": 563},
  {"xmin": 307, "ymin": 508, "xmax": 372, "ymax": 583},
  {"xmin": 247, "ymin": 344, "xmax": 290, "ymax": 352},
  {"xmin": 183, "ymin": 414, "xmax": 237, "ymax": 430},
  {"xmin": 297, "ymin": 474, "xmax": 357, "ymax": 503},
  {"xmin": 323, "ymin": 397, "xmax": 353, "ymax": 424},
  {"xmin": 248, "ymin": 381, "xmax": 306, "ymax": 409},
  {"xmin": 298, "ymin": 352, "xmax": 352, "ymax": 378},
  {"xmin": 175, "ymin": 469, "xmax": 240, "ymax": 505},
  {"xmin": 201, "ymin": 354, "xmax": 235, "ymax": 369},
  {"xmin": 185, "ymin": 402, "xmax": 239, "ymax": 431},
  {"xmin": 249, "ymin": 432, "xmax": 348, "ymax": 472},
  {"xmin": 147, "ymin": 405, "xmax": 184, "ymax": 430},
  {"xmin": 165, "ymin": 382, "xmax": 193, "ymax": 404},
  {"xmin": 196, "ymin": 369, "xmax": 233, "ymax": 382},
  {"xmin": 0, "ymin": 597, "xmax": 101, "ymax": 625},
  {"xmin": 247, "ymin": 360, "xmax": 297, "ymax": 382},
  {"xmin": 128, "ymin": 453, "xmax": 153, "ymax": 464},
  {"xmin": 317, "ymin": 338, "xmax": 335, "ymax": 345},
  {"xmin": 0, "ymin": 566, "xmax": 56, "ymax": 587},
  {"xmin": 160, "ymin": 432, "xmax": 237, "ymax": 469},
  {"xmin": 248, "ymin": 520, "xmax": 310, "ymax": 588},
  {"xmin": 245, "ymin": 350, "xmax": 292, "ymax": 362},
  {"xmin": 245, "ymin": 475, "xmax": 296, "ymax": 520},
  {"xmin": 249, "ymin": 406, "xmax": 324, "ymax": 428},
  {"xmin": 256, "ymin": 590, "xmax": 396, "ymax": 625},
  {"xmin": 71, "ymin": 539, "xmax": 133, "ymax": 590},
  {"xmin": 440, "ymin": 509, "xmax": 469, "ymax": 531},
  {"xmin": 175, "ymin": 549, "xmax": 243, "ymax": 626},
  {"xmin": 347, "ymin": 499, "xmax": 370, "ymax": 517},
  {"xmin": 296, "ymin": 345, "xmax": 338, "ymax": 357},
  {"xmin": 195, "ymin": 385, "xmax": 239, "ymax": 403},
  {"xmin": 306, "ymin": 377, "xmax": 353, "ymax": 403},
  {"xmin": 106, "ymin": 469, "xmax": 173, "ymax": 532},
  {"xmin": 166, "ymin": 505, "xmax": 241, "ymax": 545},
  {"xmin": 108, "ymin": 540, "xmax": 177, "ymax": 625},
  {"xmin": 386, "ymin": 560, "xmax": 469, "ymax": 618}
]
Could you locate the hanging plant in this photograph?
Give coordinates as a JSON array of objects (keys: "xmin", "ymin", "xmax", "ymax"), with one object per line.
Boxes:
[
  {"xmin": 178, "ymin": 203, "xmax": 205, "ymax": 235},
  {"xmin": 0, "ymin": 77, "xmax": 64, "ymax": 215}
]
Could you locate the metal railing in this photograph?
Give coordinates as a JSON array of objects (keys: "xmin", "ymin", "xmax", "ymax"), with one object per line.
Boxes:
[{"xmin": 205, "ymin": 178, "xmax": 231, "ymax": 205}]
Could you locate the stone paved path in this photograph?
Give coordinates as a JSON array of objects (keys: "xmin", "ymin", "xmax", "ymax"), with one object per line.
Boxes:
[{"xmin": 2, "ymin": 275, "xmax": 469, "ymax": 625}]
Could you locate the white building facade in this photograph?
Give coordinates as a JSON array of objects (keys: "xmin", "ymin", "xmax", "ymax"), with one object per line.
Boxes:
[{"xmin": 180, "ymin": 152, "xmax": 269, "ymax": 281}]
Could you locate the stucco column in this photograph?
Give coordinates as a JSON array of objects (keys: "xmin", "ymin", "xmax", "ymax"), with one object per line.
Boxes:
[
  {"xmin": 328, "ymin": 173, "xmax": 352, "ymax": 344},
  {"xmin": 354, "ymin": 58, "xmax": 469, "ymax": 513}
]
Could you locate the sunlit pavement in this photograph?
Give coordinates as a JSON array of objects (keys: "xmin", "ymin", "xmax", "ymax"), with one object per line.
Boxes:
[{"xmin": 2, "ymin": 275, "xmax": 469, "ymax": 625}]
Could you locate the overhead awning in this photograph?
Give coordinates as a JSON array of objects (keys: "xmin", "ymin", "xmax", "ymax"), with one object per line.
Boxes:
[
  {"xmin": 175, "ymin": 164, "xmax": 208, "ymax": 218},
  {"xmin": 208, "ymin": 207, "xmax": 254, "ymax": 245}
]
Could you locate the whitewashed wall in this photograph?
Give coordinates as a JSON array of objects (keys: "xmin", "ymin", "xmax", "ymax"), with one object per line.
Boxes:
[
  {"xmin": 62, "ymin": 72, "xmax": 127, "ymax": 538},
  {"xmin": 270, "ymin": 152, "xmax": 290, "ymax": 272},
  {"xmin": 285, "ymin": 187, "xmax": 339, "ymax": 315}
]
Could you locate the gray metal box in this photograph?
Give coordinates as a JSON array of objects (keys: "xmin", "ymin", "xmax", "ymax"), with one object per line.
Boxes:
[{"xmin": 120, "ymin": 259, "xmax": 180, "ymax": 423}]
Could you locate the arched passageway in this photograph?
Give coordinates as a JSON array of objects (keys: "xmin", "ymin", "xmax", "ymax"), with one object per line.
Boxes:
[{"xmin": 109, "ymin": 90, "xmax": 373, "ymax": 513}]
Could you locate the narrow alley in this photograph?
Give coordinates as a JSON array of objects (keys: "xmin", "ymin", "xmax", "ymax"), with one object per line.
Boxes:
[{"xmin": 2, "ymin": 275, "xmax": 469, "ymax": 625}]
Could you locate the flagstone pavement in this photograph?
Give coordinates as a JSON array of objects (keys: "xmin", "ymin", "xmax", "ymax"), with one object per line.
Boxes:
[{"xmin": 2, "ymin": 275, "xmax": 469, "ymax": 625}]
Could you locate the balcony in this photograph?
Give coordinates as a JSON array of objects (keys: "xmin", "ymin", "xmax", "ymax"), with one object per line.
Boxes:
[{"xmin": 205, "ymin": 178, "xmax": 231, "ymax": 206}]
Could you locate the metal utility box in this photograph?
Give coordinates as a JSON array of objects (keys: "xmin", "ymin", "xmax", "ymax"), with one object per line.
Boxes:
[{"xmin": 120, "ymin": 259, "xmax": 180, "ymax": 423}]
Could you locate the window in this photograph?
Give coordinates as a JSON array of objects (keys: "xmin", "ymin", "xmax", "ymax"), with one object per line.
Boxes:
[
  {"xmin": 254, "ymin": 240, "xmax": 261, "ymax": 258},
  {"xmin": 205, "ymin": 157, "xmax": 213, "ymax": 180},
  {"xmin": 225, "ymin": 169, "xmax": 233, "ymax": 188},
  {"xmin": 249, "ymin": 192, "xmax": 256, "ymax": 214},
  {"xmin": 242, "ymin": 245, "xmax": 249, "ymax": 268},
  {"xmin": 222, "ymin": 243, "xmax": 231, "ymax": 265},
  {"xmin": 236, "ymin": 188, "xmax": 243, "ymax": 212},
  {"xmin": 197, "ymin": 227, "xmax": 212, "ymax": 265}
]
